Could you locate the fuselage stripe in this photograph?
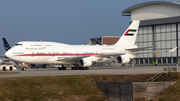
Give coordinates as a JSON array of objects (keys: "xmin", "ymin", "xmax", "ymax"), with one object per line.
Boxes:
[{"xmin": 15, "ymin": 53, "xmax": 105, "ymax": 56}]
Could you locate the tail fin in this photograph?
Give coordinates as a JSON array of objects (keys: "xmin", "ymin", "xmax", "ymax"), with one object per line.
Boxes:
[
  {"xmin": 2, "ymin": 38, "xmax": 11, "ymax": 51},
  {"xmin": 115, "ymin": 20, "xmax": 140, "ymax": 46}
]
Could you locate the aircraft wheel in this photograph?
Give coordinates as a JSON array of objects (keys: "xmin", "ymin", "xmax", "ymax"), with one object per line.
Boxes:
[
  {"xmin": 75, "ymin": 67, "xmax": 79, "ymax": 70},
  {"xmin": 85, "ymin": 67, "xmax": 89, "ymax": 70},
  {"xmin": 23, "ymin": 67, "xmax": 26, "ymax": 71},
  {"xmin": 71, "ymin": 67, "xmax": 74, "ymax": 70},
  {"xmin": 58, "ymin": 67, "xmax": 62, "ymax": 70},
  {"xmin": 42, "ymin": 65, "xmax": 47, "ymax": 68},
  {"xmin": 63, "ymin": 67, "xmax": 67, "ymax": 70}
]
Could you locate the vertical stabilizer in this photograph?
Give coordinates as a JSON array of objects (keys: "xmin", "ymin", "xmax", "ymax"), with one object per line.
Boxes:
[
  {"xmin": 2, "ymin": 38, "xmax": 11, "ymax": 51},
  {"xmin": 115, "ymin": 20, "xmax": 140, "ymax": 46}
]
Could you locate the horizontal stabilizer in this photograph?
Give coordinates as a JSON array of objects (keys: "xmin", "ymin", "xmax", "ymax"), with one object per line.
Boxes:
[
  {"xmin": 168, "ymin": 47, "xmax": 177, "ymax": 52},
  {"xmin": 132, "ymin": 47, "xmax": 177, "ymax": 55},
  {"xmin": 125, "ymin": 45, "xmax": 158, "ymax": 52}
]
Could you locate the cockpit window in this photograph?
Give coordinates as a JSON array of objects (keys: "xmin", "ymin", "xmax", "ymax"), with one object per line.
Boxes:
[{"xmin": 15, "ymin": 44, "xmax": 22, "ymax": 46}]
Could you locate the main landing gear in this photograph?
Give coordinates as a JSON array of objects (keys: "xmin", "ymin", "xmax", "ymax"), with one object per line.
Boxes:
[
  {"xmin": 18, "ymin": 67, "xmax": 27, "ymax": 71},
  {"xmin": 58, "ymin": 65, "xmax": 67, "ymax": 70},
  {"xmin": 71, "ymin": 65, "xmax": 89, "ymax": 70},
  {"xmin": 57, "ymin": 65, "xmax": 89, "ymax": 70}
]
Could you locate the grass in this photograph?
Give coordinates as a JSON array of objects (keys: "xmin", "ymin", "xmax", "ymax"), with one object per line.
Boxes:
[
  {"xmin": 156, "ymin": 78, "xmax": 180, "ymax": 101},
  {"xmin": 0, "ymin": 75, "xmax": 106, "ymax": 101},
  {"xmin": 150, "ymin": 72, "xmax": 180, "ymax": 101},
  {"xmin": 0, "ymin": 73, "xmax": 156, "ymax": 101},
  {"xmin": 0, "ymin": 73, "xmax": 178, "ymax": 101}
]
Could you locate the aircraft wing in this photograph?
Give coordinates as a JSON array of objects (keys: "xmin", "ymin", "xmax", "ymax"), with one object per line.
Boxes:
[
  {"xmin": 56, "ymin": 53, "xmax": 125, "ymax": 62},
  {"xmin": 57, "ymin": 56, "xmax": 89, "ymax": 62},
  {"xmin": 55, "ymin": 47, "xmax": 177, "ymax": 63}
]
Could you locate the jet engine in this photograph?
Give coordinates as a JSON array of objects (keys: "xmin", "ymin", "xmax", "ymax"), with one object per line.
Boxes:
[
  {"xmin": 117, "ymin": 55, "xmax": 130, "ymax": 64},
  {"xmin": 78, "ymin": 58, "xmax": 92, "ymax": 67}
]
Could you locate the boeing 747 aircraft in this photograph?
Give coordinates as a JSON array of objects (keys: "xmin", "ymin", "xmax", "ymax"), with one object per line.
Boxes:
[{"xmin": 3, "ymin": 20, "xmax": 177, "ymax": 70}]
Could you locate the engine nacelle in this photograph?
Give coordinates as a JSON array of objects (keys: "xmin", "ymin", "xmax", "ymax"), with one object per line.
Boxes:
[
  {"xmin": 78, "ymin": 58, "xmax": 92, "ymax": 67},
  {"xmin": 117, "ymin": 55, "xmax": 130, "ymax": 64}
]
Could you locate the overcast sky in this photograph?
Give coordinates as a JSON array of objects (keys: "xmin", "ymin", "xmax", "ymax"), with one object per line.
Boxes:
[{"xmin": 0, "ymin": 0, "xmax": 175, "ymax": 57}]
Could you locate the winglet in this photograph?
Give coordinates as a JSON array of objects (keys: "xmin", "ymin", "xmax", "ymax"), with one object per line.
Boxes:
[{"xmin": 168, "ymin": 47, "xmax": 177, "ymax": 52}]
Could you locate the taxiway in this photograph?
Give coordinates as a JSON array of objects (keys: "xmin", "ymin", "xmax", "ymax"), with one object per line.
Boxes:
[{"xmin": 0, "ymin": 66, "xmax": 179, "ymax": 77}]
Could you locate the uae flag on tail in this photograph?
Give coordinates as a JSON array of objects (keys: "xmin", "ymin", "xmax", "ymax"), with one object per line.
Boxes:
[{"xmin": 124, "ymin": 29, "xmax": 137, "ymax": 36}]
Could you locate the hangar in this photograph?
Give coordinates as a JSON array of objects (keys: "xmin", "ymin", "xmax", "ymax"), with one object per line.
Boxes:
[
  {"xmin": 91, "ymin": 1, "xmax": 180, "ymax": 66},
  {"xmin": 123, "ymin": 1, "xmax": 180, "ymax": 66}
]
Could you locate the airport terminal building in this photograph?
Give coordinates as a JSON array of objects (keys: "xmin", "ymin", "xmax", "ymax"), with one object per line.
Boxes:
[{"xmin": 90, "ymin": 1, "xmax": 180, "ymax": 66}]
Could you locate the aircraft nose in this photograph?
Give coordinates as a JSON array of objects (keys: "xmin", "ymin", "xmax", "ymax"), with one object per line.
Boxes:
[{"xmin": 5, "ymin": 50, "xmax": 11, "ymax": 58}]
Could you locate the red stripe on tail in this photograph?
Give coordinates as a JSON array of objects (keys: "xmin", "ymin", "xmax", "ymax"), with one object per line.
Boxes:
[{"xmin": 124, "ymin": 29, "xmax": 130, "ymax": 36}]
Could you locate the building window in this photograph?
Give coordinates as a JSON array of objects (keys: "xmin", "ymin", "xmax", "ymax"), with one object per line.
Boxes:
[
  {"xmin": 166, "ymin": 33, "xmax": 171, "ymax": 40},
  {"xmin": 147, "ymin": 34, "xmax": 152, "ymax": 41},
  {"xmin": 168, "ymin": 57, "xmax": 171, "ymax": 63},
  {"xmin": 136, "ymin": 59, "xmax": 139, "ymax": 64},
  {"xmin": 161, "ymin": 25, "xmax": 166, "ymax": 32},
  {"xmin": 149, "ymin": 58, "xmax": 153, "ymax": 64},
  {"xmin": 166, "ymin": 24, "xmax": 171, "ymax": 32},
  {"xmin": 140, "ymin": 58, "xmax": 143, "ymax": 64},
  {"xmin": 145, "ymin": 58, "xmax": 148, "ymax": 64},
  {"xmin": 155, "ymin": 25, "xmax": 161, "ymax": 33},
  {"xmin": 173, "ymin": 57, "xmax": 177, "ymax": 63},
  {"xmin": 148, "ymin": 26, "xmax": 152, "ymax": 33},
  {"xmin": 157, "ymin": 58, "xmax": 161, "ymax": 63},
  {"xmin": 162, "ymin": 57, "xmax": 166, "ymax": 63}
]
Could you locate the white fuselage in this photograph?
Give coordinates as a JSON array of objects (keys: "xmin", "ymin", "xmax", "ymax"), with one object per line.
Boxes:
[
  {"xmin": 4, "ymin": 20, "xmax": 141, "ymax": 66},
  {"xmin": 5, "ymin": 41, "xmax": 137, "ymax": 65}
]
